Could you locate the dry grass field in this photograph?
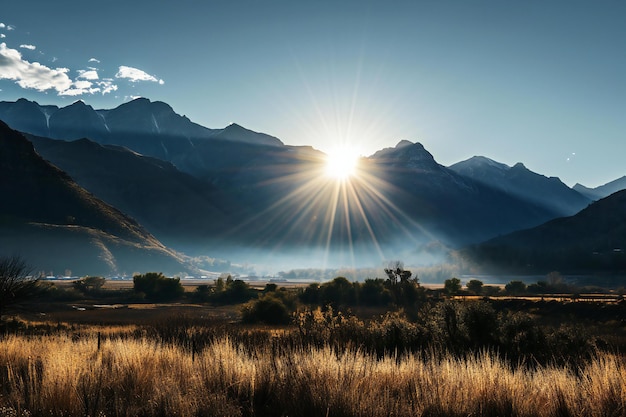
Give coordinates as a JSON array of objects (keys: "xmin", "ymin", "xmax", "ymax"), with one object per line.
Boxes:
[
  {"xmin": 1, "ymin": 277, "xmax": 623, "ymax": 416},
  {"xmin": 0, "ymin": 327, "xmax": 624, "ymax": 417}
]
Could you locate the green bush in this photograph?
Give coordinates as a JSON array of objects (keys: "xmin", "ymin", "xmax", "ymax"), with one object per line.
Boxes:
[
  {"xmin": 241, "ymin": 295, "xmax": 291, "ymax": 325},
  {"xmin": 133, "ymin": 272, "xmax": 184, "ymax": 302}
]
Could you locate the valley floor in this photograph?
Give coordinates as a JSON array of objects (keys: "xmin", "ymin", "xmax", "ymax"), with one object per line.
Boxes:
[{"xmin": 1, "ymin": 274, "xmax": 625, "ymax": 417}]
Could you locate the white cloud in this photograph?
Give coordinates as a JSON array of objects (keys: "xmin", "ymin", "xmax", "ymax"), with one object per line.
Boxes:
[
  {"xmin": 0, "ymin": 35, "xmax": 5, "ymax": 39},
  {"xmin": 7, "ymin": 25, "xmax": 14, "ymax": 31},
  {"xmin": 77, "ymin": 69, "xmax": 99, "ymax": 80},
  {"xmin": 115, "ymin": 65, "xmax": 164, "ymax": 84},
  {"xmin": 0, "ymin": 43, "xmax": 117, "ymax": 97},
  {"xmin": 98, "ymin": 79, "xmax": 118, "ymax": 95},
  {"xmin": 60, "ymin": 79, "xmax": 102, "ymax": 96},
  {"xmin": 0, "ymin": 23, "xmax": 5, "ymax": 29},
  {"xmin": 0, "ymin": 42, "xmax": 72, "ymax": 92},
  {"xmin": 19, "ymin": 44, "xmax": 36, "ymax": 50},
  {"xmin": 88, "ymin": 57, "xmax": 100, "ymax": 63}
]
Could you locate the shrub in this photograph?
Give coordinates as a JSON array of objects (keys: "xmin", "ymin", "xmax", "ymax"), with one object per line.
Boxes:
[
  {"xmin": 72, "ymin": 276, "xmax": 106, "ymax": 294},
  {"xmin": 214, "ymin": 279, "xmax": 256, "ymax": 304},
  {"xmin": 466, "ymin": 279, "xmax": 483, "ymax": 294},
  {"xmin": 444, "ymin": 277, "xmax": 462, "ymax": 295},
  {"xmin": 0, "ymin": 255, "xmax": 40, "ymax": 319},
  {"xmin": 133, "ymin": 272, "xmax": 184, "ymax": 302},
  {"xmin": 505, "ymin": 280, "xmax": 527, "ymax": 295},
  {"xmin": 241, "ymin": 294, "xmax": 291, "ymax": 325}
]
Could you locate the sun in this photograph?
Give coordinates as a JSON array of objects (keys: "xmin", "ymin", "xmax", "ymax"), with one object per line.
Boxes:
[{"xmin": 324, "ymin": 146, "xmax": 360, "ymax": 181}]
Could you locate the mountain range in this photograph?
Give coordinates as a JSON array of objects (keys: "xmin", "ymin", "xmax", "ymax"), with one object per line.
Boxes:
[
  {"xmin": 0, "ymin": 120, "xmax": 190, "ymax": 276},
  {"xmin": 449, "ymin": 156, "xmax": 591, "ymax": 216},
  {"xmin": 1, "ymin": 97, "xmax": 624, "ymax": 275},
  {"xmin": 463, "ymin": 189, "xmax": 626, "ymax": 275},
  {"xmin": 573, "ymin": 176, "xmax": 626, "ymax": 201}
]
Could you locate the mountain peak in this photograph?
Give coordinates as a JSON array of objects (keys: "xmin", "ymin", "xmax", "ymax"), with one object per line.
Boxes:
[
  {"xmin": 210, "ymin": 123, "xmax": 283, "ymax": 147},
  {"xmin": 395, "ymin": 139, "xmax": 414, "ymax": 148},
  {"xmin": 370, "ymin": 140, "xmax": 439, "ymax": 171},
  {"xmin": 451, "ymin": 156, "xmax": 510, "ymax": 171}
]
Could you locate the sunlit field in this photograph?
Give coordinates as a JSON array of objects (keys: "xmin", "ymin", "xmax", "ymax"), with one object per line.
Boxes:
[{"xmin": 0, "ymin": 318, "xmax": 624, "ymax": 417}]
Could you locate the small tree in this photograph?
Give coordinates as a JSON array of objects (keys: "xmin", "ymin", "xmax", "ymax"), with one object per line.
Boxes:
[
  {"xmin": 72, "ymin": 276, "xmax": 106, "ymax": 294},
  {"xmin": 133, "ymin": 272, "xmax": 184, "ymax": 301},
  {"xmin": 192, "ymin": 284, "xmax": 212, "ymax": 303},
  {"xmin": 0, "ymin": 255, "xmax": 39, "ymax": 319},
  {"xmin": 444, "ymin": 277, "xmax": 462, "ymax": 295},
  {"xmin": 466, "ymin": 279, "xmax": 484, "ymax": 295},
  {"xmin": 505, "ymin": 280, "xmax": 527, "ymax": 295},
  {"xmin": 241, "ymin": 294, "xmax": 291, "ymax": 325},
  {"xmin": 384, "ymin": 261, "xmax": 413, "ymax": 285}
]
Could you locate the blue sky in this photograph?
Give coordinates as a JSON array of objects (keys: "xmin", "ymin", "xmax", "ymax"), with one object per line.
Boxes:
[{"xmin": 0, "ymin": 0, "xmax": 624, "ymax": 187}]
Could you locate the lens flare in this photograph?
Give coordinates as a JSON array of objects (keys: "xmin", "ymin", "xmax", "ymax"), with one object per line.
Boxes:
[
  {"xmin": 325, "ymin": 147, "xmax": 360, "ymax": 181},
  {"xmin": 215, "ymin": 145, "xmax": 439, "ymax": 270}
]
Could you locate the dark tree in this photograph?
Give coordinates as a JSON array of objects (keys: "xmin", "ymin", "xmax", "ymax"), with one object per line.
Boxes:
[
  {"xmin": 384, "ymin": 261, "xmax": 413, "ymax": 285},
  {"xmin": 0, "ymin": 255, "xmax": 39, "ymax": 319},
  {"xmin": 466, "ymin": 279, "xmax": 484, "ymax": 295},
  {"xmin": 241, "ymin": 295, "xmax": 291, "ymax": 325},
  {"xmin": 133, "ymin": 272, "xmax": 184, "ymax": 301},
  {"xmin": 72, "ymin": 276, "xmax": 106, "ymax": 294},
  {"xmin": 321, "ymin": 277, "xmax": 357, "ymax": 306},
  {"xmin": 444, "ymin": 277, "xmax": 462, "ymax": 295},
  {"xmin": 505, "ymin": 280, "xmax": 527, "ymax": 295}
]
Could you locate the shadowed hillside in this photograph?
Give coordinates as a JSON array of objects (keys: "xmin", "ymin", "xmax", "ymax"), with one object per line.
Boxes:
[
  {"xmin": 463, "ymin": 190, "xmax": 626, "ymax": 274},
  {"xmin": 0, "ymin": 121, "xmax": 190, "ymax": 276}
]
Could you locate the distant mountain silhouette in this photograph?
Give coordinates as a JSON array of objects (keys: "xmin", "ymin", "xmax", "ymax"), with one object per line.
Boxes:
[
  {"xmin": 0, "ymin": 98, "xmax": 285, "ymax": 178},
  {"xmin": 449, "ymin": 156, "xmax": 591, "ymax": 216},
  {"xmin": 0, "ymin": 121, "xmax": 190, "ymax": 276},
  {"xmin": 366, "ymin": 142, "xmax": 560, "ymax": 245},
  {"xmin": 209, "ymin": 123, "xmax": 284, "ymax": 147},
  {"xmin": 0, "ymin": 97, "xmax": 282, "ymax": 147},
  {"xmin": 574, "ymin": 176, "xmax": 626, "ymax": 200},
  {"xmin": 463, "ymin": 190, "xmax": 626, "ymax": 274},
  {"xmin": 1, "ymin": 97, "xmax": 609, "ymax": 268},
  {"xmin": 27, "ymin": 134, "xmax": 238, "ymax": 250}
]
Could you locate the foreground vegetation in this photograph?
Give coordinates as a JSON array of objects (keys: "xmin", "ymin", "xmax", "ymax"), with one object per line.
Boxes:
[
  {"xmin": 0, "ymin": 324, "xmax": 624, "ymax": 417},
  {"xmin": 1, "ymin": 257, "xmax": 624, "ymax": 416}
]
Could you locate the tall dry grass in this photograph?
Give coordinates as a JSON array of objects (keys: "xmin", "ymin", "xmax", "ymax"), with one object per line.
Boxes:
[{"xmin": 0, "ymin": 332, "xmax": 624, "ymax": 417}]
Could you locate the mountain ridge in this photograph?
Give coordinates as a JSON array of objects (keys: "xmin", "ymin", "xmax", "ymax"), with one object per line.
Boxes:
[
  {"xmin": 449, "ymin": 155, "xmax": 591, "ymax": 216},
  {"xmin": 2, "ymin": 96, "xmax": 624, "ymax": 271},
  {"xmin": 463, "ymin": 189, "xmax": 626, "ymax": 274},
  {"xmin": 0, "ymin": 121, "xmax": 191, "ymax": 276}
]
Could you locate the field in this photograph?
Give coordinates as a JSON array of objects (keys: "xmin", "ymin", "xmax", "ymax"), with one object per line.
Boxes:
[
  {"xmin": 0, "ymin": 278, "xmax": 625, "ymax": 417},
  {"xmin": 0, "ymin": 320, "xmax": 624, "ymax": 417}
]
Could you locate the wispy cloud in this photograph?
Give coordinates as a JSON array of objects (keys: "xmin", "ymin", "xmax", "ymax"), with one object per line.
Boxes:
[
  {"xmin": 98, "ymin": 79, "xmax": 118, "ymax": 94},
  {"xmin": 60, "ymin": 79, "xmax": 100, "ymax": 96},
  {"xmin": 77, "ymin": 69, "xmax": 99, "ymax": 80},
  {"xmin": 0, "ymin": 42, "xmax": 72, "ymax": 93},
  {"xmin": 116, "ymin": 65, "xmax": 164, "ymax": 84},
  {"xmin": 0, "ymin": 42, "xmax": 117, "ymax": 96},
  {"xmin": 0, "ymin": 25, "xmax": 156, "ymax": 98}
]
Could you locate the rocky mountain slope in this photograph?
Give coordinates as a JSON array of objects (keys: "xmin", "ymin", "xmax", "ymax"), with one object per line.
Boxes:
[
  {"xmin": 0, "ymin": 121, "xmax": 190, "ymax": 276},
  {"xmin": 463, "ymin": 190, "xmax": 626, "ymax": 274},
  {"xmin": 449, "ymin": 156, "xmax": 591, "ymax": 216}
]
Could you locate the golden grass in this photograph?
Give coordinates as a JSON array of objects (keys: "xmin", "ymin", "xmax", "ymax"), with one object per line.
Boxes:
[{"xmin": 0, "ymin": 331, "xmax": 624, "ymax": 417}]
